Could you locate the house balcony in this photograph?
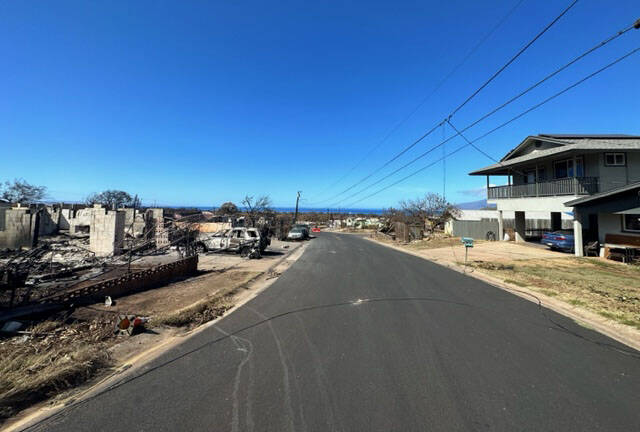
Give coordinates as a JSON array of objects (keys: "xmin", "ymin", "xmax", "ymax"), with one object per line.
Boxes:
[{"xmin": 487, "ymin": 177, "xmax": 599, "ymax": 200}]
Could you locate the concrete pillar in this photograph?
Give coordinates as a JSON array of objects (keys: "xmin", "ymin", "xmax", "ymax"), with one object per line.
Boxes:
[
  {"xmin": 515, "ymin": 211, "xmax": 526, "ymax": 243},
  {"xmin": 90, "ymin": 209, "xmax": 125, "ymax": 256},
  {"xmin": 573, "ymin": 210, "xmax": 584, "ymax": 257},
  {"xmin": 498, "ymin": 210, "xmax": 504, "ymax": 241}
]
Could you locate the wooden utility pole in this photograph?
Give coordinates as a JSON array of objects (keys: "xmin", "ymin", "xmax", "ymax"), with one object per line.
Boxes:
[{"xmin": 294, "ymin": 191, "xmax": 302, "ymax": 223}]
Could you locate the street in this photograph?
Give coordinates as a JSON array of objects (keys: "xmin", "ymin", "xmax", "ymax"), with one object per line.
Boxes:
[{"xmin": 30, "ymin": 232, "xmax": 640, "ymax": 431}]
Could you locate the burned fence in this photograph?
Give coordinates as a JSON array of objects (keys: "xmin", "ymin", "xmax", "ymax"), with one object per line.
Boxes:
[{"xmin": 0, "ymin": 255, "xmax": 198, "ymax": 321}]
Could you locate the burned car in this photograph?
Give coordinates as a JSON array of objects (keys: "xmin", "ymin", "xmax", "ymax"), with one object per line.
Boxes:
[{"xmin": 195, "ymin": 227, "xmax": 269, "ymax": 258}]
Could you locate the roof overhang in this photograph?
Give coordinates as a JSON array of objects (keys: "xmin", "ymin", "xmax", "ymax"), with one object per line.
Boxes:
[
  {"xmin": 499, "ymin": 135, "xmax": 570, "ymax": 162},
  {"xmin": 614, "ymin": 207, "xmax": 640, "ymax": 214},
  {"xmin": 565, "ymin": 181, "xmax": 640, "ymax": 207},
  {"xmin": 469, "ymin": 146, "xmax": 577, "ymax": 175}
]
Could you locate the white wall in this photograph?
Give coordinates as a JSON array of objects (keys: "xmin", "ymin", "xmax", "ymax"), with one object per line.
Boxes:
[
  {"xmin": 456, "ymin": 209, "xmax": 573, "ymax": 221},
  {"xmin": 597, "ymin": 213, "xmax": 640, "ymax": 244},
  {"xmin": 490, "ymin": 196, "xmax": 578, "ymax": 213}
]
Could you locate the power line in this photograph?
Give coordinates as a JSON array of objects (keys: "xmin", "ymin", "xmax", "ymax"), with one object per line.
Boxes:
[
  {"xmin": 312, "ymin": 0, "xmax": 578, "ymax": 205},
  {"xmin": 446, "ymin": 119, "xmax": 498, "ymax": 163},
  {"xmin": 342, "ymin": 45, "xmax": 640, "ymax": 207},
  {"xmin": 309, "ymin": 0, "xmax": 527, "ymax": 201},
  {"xmin": 442, "ymin": 122, "xmax": 446, "ymax": 200},
  {"xmin": 329, "ymin": 18, "xmax": 639, "ymax": 206},
  {"xmin": 448, "ymin": 0, "xmax": 579, "ymax": 119}
]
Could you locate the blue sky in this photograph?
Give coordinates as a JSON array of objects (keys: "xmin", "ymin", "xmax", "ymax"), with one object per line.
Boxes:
[{"xmin": 2, "ymin": 1, "xmax": 639, "ymax": 209}]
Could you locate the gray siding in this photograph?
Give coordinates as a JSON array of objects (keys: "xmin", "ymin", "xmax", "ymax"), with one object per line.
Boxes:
[
  {"xmin": 584, "ymin": 153, "xmax": 599, "ymax": 178},
  {"xmin": 451, "ymin": 217, "xmax": 572, "ymax": 240},
  {"xmin": 599, "ymin": 153, "xmax": 628, "ymax": 191},
  {"xmin": 451, "ymin": 219, "xmax": 499, "ymax": 240},
  {"xmin": 628, "ymin": 152, "xmax": 640, "ymax": 183}
]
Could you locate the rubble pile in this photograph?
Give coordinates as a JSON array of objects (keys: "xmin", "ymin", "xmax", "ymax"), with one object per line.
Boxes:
[{"xmin": 0, "ymin": 235, "xmax": 119, "ymax": 307}]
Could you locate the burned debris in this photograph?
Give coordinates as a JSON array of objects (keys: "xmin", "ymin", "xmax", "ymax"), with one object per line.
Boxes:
[
  {"xmin": 0, "ymin": 200, "xmax": 287, "ymax": 324},
  {"xmin": 0, "ymin": 203, "xmax": 203, "ymax": 320}
]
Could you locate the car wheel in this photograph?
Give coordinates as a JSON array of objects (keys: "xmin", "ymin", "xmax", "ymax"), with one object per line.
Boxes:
[{"xmin": 240, "ymin": 246, "xmax": 251, "ymax": 258}]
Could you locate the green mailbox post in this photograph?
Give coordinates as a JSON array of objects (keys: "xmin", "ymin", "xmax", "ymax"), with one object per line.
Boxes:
[{"xmin": 461, "ymin": 237, "xmax": 474, "ymax": 271}]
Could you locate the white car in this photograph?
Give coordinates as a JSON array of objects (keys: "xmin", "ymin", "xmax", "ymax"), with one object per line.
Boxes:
[{"xmin": 287, "ymin": 227, "xmax": 306, "ymax": 240}]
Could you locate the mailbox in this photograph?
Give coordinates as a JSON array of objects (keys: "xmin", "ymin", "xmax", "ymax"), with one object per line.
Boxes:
[{"xmin": 461, "ymin": 237, "xmax": 474, "ymax": 248}]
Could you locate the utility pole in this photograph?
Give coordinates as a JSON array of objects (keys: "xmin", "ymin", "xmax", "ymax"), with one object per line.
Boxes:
[{"xmin": 294, "ymin": 191, "xmax": 302, "ymax": 223}]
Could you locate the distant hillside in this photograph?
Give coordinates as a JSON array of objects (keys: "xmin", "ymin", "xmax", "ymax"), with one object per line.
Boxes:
[{"xmin": 455, "ymin": 199, "xmax": 495, "ymax": 210}]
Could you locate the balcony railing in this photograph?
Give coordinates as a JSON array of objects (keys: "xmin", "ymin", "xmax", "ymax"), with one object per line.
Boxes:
[{"xmin": 487, "ymin": 177, "xmax": 599, "ymax": 199}]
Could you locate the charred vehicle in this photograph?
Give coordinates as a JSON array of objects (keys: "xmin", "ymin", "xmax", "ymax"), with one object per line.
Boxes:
[{"xmin": 195, "ymin": 227, "xmax": 269, "ymax": 258}]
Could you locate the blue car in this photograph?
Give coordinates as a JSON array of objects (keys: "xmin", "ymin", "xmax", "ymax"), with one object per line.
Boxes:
[{"xmin": 541, "ymin": 230, "xmax": 575, "ymax": 253}]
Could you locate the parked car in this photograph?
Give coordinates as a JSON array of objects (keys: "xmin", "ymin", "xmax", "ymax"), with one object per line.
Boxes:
[
  {"xmin": 195, "ymin": 227, "xmax": 264, "ymax": 258},
  {"xmin": 291, "ymin": 224, "xmax": 310, "ymax": 239},
  {"xmin": 287, "ymin": 226, "xmax": 307, "ymax": 241},
  {"xmin": 311, "ymin": 227, "xmax": 321, "ymax": 233},
  {"xmin": 540, "ymin": 230, "xmax": 575, "ymax": 253}
]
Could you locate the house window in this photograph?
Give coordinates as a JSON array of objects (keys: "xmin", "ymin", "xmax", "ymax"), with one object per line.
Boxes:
[
  {"xmin": 605, "ymin": 153, "xmax": 625, "ymax": 166},
  {"xmin": 553, "ymin": 158, "xmax": 583, "ymax": 179},
  {"xmin": 622, "ymin": 214, "xmax": 640, "ymax": 232},
  {"xmin": 523, "ymin": 167, "xmax": 546, "ymax": 183},
  {"xmin": 538, "ymin": 167, "xmax": 547, "ymax": 181},
  {"xmin": 524, "ymin": 170, "xmax": 536, "ymax": 184}
]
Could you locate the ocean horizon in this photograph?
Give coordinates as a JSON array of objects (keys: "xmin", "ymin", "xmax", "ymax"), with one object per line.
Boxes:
[{"xmin": 195, "ymin": 206, "xmax": 384, "ymax": 215}]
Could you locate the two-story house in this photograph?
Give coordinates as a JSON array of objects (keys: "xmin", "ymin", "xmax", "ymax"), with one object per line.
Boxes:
[{"xmin": 469, "ymin": 134, "xmax": 640, "ymax": 256}]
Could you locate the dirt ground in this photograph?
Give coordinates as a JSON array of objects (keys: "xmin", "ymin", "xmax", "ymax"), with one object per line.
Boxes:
[
  {"xmin": 0, "ymin": 238, "xmax": 307, "ymax": 426},
  {"xmin": 403, "ymin": 237, "xmax": 563, "ymax": 263},
  {"xmin": 80, "ymin": 239, "xmax": 296, "ymax": 319}
]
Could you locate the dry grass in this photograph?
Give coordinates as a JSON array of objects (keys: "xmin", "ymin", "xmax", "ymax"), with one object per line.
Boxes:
[
  {"xmin": 152, "ymin": 269, "xmax": 261, "ymax": 328},
  {"xmin": 470, "ymin": 257, "xmax": 640, "ymax": 329},
  {"xmin": 0, "ymin": 319, "xmax": 115, "ymax": 422},
  {"xmin": 371, "ymin": 233, "xmax": 472, "ymax": 250},
  {"xmin": 0, "ymin": 269, "xmax": 265, "ymax": 423},
  {"xmin": 153, "ymin": 295, "xmax": 233, "ymax": 328}
]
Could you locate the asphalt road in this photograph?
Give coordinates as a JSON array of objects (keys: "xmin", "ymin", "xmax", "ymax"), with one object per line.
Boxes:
[{"xmin": 31, "ymin": 233, "xmax": 640, "ymax": 431}]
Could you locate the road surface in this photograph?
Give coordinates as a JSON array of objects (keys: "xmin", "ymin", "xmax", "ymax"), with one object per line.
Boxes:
[{"xmin": 30, "ymin": 233, "xmax": 640, "ymax": 431}]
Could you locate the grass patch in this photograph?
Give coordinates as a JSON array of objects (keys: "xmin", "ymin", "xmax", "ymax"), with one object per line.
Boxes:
[
  {"xmin": 470, "ymin": 256, "xmax": 640, "ymax": 330},
  {"xmin": 503, "ymin": 279, "xmax": 528, "ymax": 287},
  {"xmin": 473, "ymin": 261, "xmax": 515, "ymax": 271},
  {"xmin": 598, "ymin": 310, "xmax": 618, "ymax": 320},
  {"xmin": 0, "ymin": 319, "xmax": 114, "ymax": 422},
  {"xmin": 154, "ymin": 295, "xmax": 233, "ymax": 328},
  {"xmin": 568, "ymin": 299, "xmax": 586, "ymax": 307}
]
